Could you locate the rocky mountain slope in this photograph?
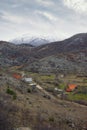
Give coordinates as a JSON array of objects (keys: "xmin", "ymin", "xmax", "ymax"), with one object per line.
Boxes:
[
  {"xmin": 31, "ymin": 33, "xmax": 87, "ymax": 56},
  {"xmin": 24, "ymin": 33, "xmax": 87, "ymax": 74},
  {"xmin": 0, "ymin": 41, "xmax": 33, "ymax": 67},
  {"xmin": 0, "ymin": 33, "xmax": 87, "ymax": 74}
]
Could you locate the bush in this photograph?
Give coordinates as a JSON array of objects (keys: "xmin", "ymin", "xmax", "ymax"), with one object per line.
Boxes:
[
  {"xmin": 27, "ymin": 88, "xmax": 32, "ymax": 93},
  {"xmin": 49, "ymin": 116, "xmax": 54, "ymax": 122},
  {"xmin": 6, "ymin": 87, "xmax": 17, "ymax": 100},
  {"xmin": 13, "ymin": 94, "xmax": 17, "ymax": 100}
]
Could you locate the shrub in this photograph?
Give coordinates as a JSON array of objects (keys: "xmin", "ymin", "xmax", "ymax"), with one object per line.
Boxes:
[
  {"xmin": 49, "ymin": 116, "xmax": 54, "ymax": 122},
  {"xmin": 13, "ymin": 93, "xmax": 17, "ymax": 100},
  {"xmin": 6, "ymin": 87, "xmax": 17, "ymax": 100},
  {"xmin": 27, "ymin": 88, "xmax": 31, "ymax": 93}
]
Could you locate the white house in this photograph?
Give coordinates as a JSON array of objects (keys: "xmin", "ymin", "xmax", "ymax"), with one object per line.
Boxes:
[{"xmin": 22, "ymin": 78, "xmax": 33, "ymax": 83}]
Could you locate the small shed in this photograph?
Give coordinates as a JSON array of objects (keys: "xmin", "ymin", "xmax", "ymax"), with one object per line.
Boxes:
[
  {"xmin": 54, "ymin": 87, "xmax": 63, "ymax": 94},
  {"xmin": 66, "ymin": 84, "xmax": 77, "ymax": 92},
  {"xmin": 22, "ymin": 78, "xmax": 33, "ymax": 83},
  {"xmin": 54, "ymin": 88, "xmax": 63, "ymax": 92}
]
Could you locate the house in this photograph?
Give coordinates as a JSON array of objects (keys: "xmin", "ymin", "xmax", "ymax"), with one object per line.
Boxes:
[
  {"xmin": 66, "ymin": 84, "xmax": 77, "ymax": 92},
  {"xmin": 22, "ymin": 78, "xmax": 33, "ymax": 83},
  {"xmin": 13, "ymin": 73, "xmax": 22, "ymax": 79}
]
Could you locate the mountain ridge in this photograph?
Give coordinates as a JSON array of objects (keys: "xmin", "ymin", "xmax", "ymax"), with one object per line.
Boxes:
[
  {"xmin": 10, "ymin": 35, "xmax": 55, "ymax": 47},
  {"xmin": 0, "ymin": 32, "xmax": 87, "ymax": 74}
]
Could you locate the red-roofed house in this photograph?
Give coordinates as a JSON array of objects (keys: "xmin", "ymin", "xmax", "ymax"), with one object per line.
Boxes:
[
  {"xmin": 13, "ymin": 73, "xmax": 22, "ymax": 79},
  {"xmin": 66, "ymin": 84, "xmax": 78, "ymax": 92}
]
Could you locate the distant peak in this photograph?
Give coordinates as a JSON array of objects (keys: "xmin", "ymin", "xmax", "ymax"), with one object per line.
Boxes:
[{"xmin": 10, "ymin": 34, "xmax": 56, "ymax": 47}]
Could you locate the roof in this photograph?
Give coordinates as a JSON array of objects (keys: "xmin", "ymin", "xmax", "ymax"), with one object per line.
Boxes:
[
  {"xmin": 66, "ymin": 84, "xmax": 77, "ymax": 92},
  {"xmin": 30, "ymin": 83, "xmax": 36, "ymax": 86},
  {"xmin": 23, "ymin": 78, "xmax": 32, "ymax": 82},
  {"xmin": 13, "ymin": 73, "xmax": 22, "ymax": 79}
]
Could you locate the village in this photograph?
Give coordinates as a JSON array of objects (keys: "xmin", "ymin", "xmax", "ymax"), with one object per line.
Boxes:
[
  {"xmin": 11, "ymin": 69, "xmax": 87, "ymax": 104},
  {"xmin": 0, "ymin": 67, "xmax": 87, "ymax": 130}
]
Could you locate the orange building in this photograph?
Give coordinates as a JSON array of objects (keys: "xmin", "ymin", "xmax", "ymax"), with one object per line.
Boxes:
[
  {"xmin": 13, "ymin": 73, "xmax": 22, "ymax": 79},
  {"xmin": 66, "ymin": 84, "xmax": 77, "ymax": 92}
]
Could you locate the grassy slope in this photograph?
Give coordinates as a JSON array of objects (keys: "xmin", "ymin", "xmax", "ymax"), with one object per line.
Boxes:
[{"xmin": 0, "ymin": 69, "xmax": 87, "ymax": 130}]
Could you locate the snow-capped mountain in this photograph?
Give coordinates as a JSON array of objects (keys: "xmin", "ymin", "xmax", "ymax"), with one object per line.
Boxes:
[{"xmin": 10, "ymin": 34, "xmax": 55, "ymax": 47}]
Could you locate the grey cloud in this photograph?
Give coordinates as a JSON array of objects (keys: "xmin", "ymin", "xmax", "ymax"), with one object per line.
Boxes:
[{"xmin": 0, "ymin": 0, "xmax": 87, "ymax": 40}]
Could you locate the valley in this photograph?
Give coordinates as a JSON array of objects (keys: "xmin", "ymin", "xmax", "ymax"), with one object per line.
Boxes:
[{"xmin": 0, "ymin": 33, "xmax": 87, "ymax": 130}]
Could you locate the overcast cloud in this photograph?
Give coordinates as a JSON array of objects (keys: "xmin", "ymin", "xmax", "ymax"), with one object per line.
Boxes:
[{"xmin": 0, "ymin": 0, "xmax": 87, "ymax": 41}]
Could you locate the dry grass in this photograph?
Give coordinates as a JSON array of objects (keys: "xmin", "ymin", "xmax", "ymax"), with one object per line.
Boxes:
[{"xmin": 0, "ymin": 71, "xmax": 87, "ymax": 130}]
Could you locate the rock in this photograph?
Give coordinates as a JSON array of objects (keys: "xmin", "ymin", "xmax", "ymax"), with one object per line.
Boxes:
[{"xmin": 68, "ymin": 122, "xmax": 75, "ymax": 128}]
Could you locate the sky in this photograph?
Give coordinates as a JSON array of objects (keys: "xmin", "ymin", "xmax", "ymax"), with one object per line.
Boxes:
[{"xmin": 0, "ymin": 0, "xmax": 87, "ymax": 41}]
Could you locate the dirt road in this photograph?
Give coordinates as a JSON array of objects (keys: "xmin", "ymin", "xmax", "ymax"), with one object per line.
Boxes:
[{"xmin": 36, "ymin": 84, "xmax": 59, "ymax": 100}]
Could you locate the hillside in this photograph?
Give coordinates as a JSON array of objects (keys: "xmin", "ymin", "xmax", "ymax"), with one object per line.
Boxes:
[
  {"xmin": 0, "ymin": 41, "xmax": 33, "ymax": 67},
  {"xmin": 24, "ymin": 33, "xmax": 87, "ymax": 74},
  {"xmin": 0, "ymin": 69, "xmax": 87, "ymax": 130},
  {"xmin": 0, "ymin": 33, "xmax": 87, "ymax": 74},
  {"xmin": 0, "ymin": 33, "xmax": 87, "ymax": 130},
  {"xmin": 31, "ymin": 33, "xmax": 87, "ymax": 56}
]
